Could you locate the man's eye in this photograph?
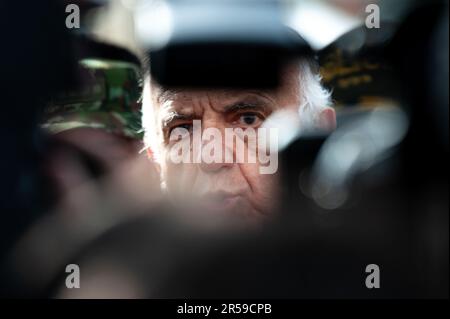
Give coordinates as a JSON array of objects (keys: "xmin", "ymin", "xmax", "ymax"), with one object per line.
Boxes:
[
  {"xmin": 169, "ymin": 123, "xmax": 192, "ymax": 137},
  {"xmin": 175, "ymin": 123, "xmax": 192, "ymax": 131},
  {"xmin": 237, "ymin": 113, "xmax": 262, "ymax": 127}
]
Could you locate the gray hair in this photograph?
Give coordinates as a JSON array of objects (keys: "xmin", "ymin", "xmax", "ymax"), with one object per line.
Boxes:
[{"xmin": 297, "ymin": 60, "xmax": 333, "ymax": 130}]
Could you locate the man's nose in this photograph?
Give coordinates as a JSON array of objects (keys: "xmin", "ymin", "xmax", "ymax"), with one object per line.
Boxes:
[{"xmin": 197, "ymin": 122, "xmax": 234, "ymax": 173}]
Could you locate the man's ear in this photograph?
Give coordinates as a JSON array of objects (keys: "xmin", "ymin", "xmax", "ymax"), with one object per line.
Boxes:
[
  {"xmin": 318, "ymin": 107, "xmax": 337, "ymax": 132},
  {"xmin": 145, "ymin": 147, "xmax": 153, "ymax": 159},
  {"xmin": 146, "ymin": 148, "xmax": 161, "ymax": 173}
]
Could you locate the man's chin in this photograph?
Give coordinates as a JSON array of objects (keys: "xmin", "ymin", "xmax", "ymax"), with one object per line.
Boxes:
[
  {"xmin": 198, "ymin": 197, "xmax": 269, "ymax": 223},
  {"xmin": 167, "ymin": 194, "xmax": 271, "ymax": 226},
  {"xmin": 199, "ymin": 195, "xmax": 241, "ymax": 212}
]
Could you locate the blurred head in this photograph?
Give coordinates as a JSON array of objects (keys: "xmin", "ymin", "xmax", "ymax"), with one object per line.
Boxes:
[
  {"xmin": 142, "ymin": 59, "xmax": 336, "ymax": 221},
  {"xmin": 41, "ymin": 57, "xmax": 145, "ymax": 206}
]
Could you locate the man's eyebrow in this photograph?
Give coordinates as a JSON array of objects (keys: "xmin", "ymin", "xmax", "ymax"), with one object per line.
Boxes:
[
  {"xmin": 161, "ymin": 111, "xmax": 194, "ymax": 128},
  {"xmin": 223, "ymin": 101, "xmax": 269, "ymax": 113}
]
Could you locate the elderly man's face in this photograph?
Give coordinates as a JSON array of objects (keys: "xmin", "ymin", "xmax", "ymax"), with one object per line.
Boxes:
[{"xmin": 149, "ymin": 64, "xmax": 334, "ymax": 221}]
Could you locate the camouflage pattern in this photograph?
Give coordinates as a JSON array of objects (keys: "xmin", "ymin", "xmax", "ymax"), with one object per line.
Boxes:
[{"xmin": 42, "ymin": 58, "xmax": 143, "ymax": 139}]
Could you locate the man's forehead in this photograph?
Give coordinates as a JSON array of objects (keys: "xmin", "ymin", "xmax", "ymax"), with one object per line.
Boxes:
[
  {"xmin": 156, "ymin": 86, "xmax": 266, "ymax": 101},
  {"xmin": 154, "ymin": 86, "xmax": 185, "ymax": 105},
  {"xmin": 153, "ymin": 86, "xmax": 277, "ymax": 112}
]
